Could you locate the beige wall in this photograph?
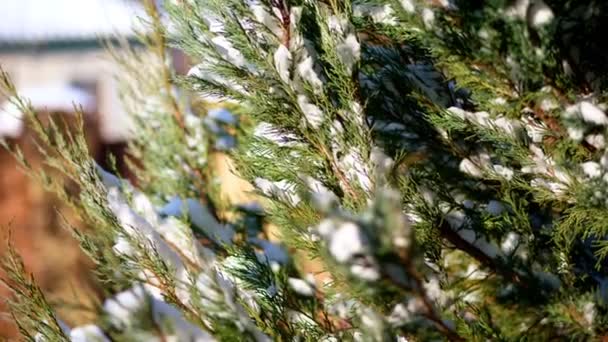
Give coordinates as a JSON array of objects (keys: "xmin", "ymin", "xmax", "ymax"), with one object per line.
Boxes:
[{"xmin": 0, "ymin": 49, "xmax": 133, "ymax": 142}]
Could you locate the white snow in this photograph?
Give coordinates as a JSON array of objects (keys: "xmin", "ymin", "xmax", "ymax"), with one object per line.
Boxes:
[
  {"xmin": 493, "ymin": 164, "xmax": 514, "ymax": 180},
  {"xmin": 201, "ymin": 11, "xmax": 225, "ymax": 34},
  {"xmin": 445, "ymin": 210, "xmax": 466, "ymax": 229},
  {"xmin": 274, "ymin": 44, "xmax": 292, "ymax": 83},
  {"xmin": 387, "ymin": 302, "xmax": 413, "ymax": 326},
  {"xmin": 563, "ymin": 103, "xmax": 580, "ymax": 119},
  {"xmin": 506, "ymin": 0, "xmax": 529, "ymax": 19},
  {"xmin": 530, "ymin": 177, "xmax": 568, "ymax": 196},
  {"xmin": 317, "ymin": 218, "xmax": 337, "ymax": 237},
  {"xmin": 370, "ymin": 146, "xmax": 394, "ymax": 172},
  {"xmin": 540, "ymin": 98, "xmax": 559, "ymax": 111},
  {"xmin": 70, "ymin": 325, "xmax": 110, "ymax": 342},
  {"xmin": 581, "ymin": 161, "xmax": 602, "ymax": 178},
  {"xmin": 0, "ymin": 102, "xmax": 24, "ymax": 138},
  {"xmin": 304, "ymin": 176, "xmax": 337, "ymax": 209},
  {"xmin": 297, "ymin": 95, "xmax": 324, "ymax": 129},
  {"xmin": 472, "ymin": 111, "xmax": 491, "ymax": 127},
  {"xmin": 112, "ymin": 236, "xmax": 135, "ymax": 256},
  {"xmin": 423, "ymin": 276, "xmax": 447, "ymax": 305},
  {"xmin": 564, "ymin": 101, "xmax": 608, "ymax": 135},
  {"xmin": 459, "ymin": 158, "xmax": 483, "ymax": 178},
  {"xmin": 195, "ymin": 272, "xmax": 226, "ymax": 305},
  {"xmin": 287, "ymin": 310, "xmax": 318, "ymax": 327},
  {"xmin": 336, "ymin": 34, "xmax": 360, "ymax": 73},
  {"xmin": 288, "ymin": 7, "xmax": 303, "ymax": 35},
  {"xmin": 580, "ymin": 101, "xmax": 608, "ymax": 125},
  {"xmin": 567, "ymin": 126, "xmax": 585, "ymax": 141},
  {"xmin": 350, "ymin": 263, "xmax": 380, "ymax": 281},
  {"xmin": 524, "ymin": 119, "xmax": 548, "ymax": 143},
  {"xmin": 103, "ymin": 286, "xmax": 148, "ymax": 326},
  {"xmin": 399, "ymin": 0, "xmax": 416, "ymax": 13},
  {"xmin": 103, "ymin": 286, "xmax": 215, "ymax": 341},
  {"xmin": 34, "ymin": 319, "xmax": 71, "ymax": 342},
  {"xmin": 585, "ymin": 134, "xmax": 606, "ymax": 149},
  {"xmin": 601, "ymin": 153, "xmax": 608, "ymax": 169},
  {"xmin": 492, "ymin": 97, "xmax": 507, "ymax": 105},
  {"xmin": 98, "ymin": 170, "xmax": 201, "ymax": 288},
  {"xmin": 528, "ymin": 1, "xmax": 554, "ymax": 28},
  {"xmin": 107, "ymin": 188, "xmax": 187, "ymax": 272},
  {"xmin": 187, "ymin": 63, "xmax": 248, "ymax": 97},
  {"xmin": 422, "ymin": 8, "xmax": 435, "ymax": 28},
  {"xmin": 339, "ymin": 149, "xmax": 373, "ymax": 192},
  {"xmin": 254, "ymin": 177, "xmax": 301, "ymax": 206},
  {"xmin": 288, "ymin": 277, "xmax": 315, "ymax": 296},
  {"xmin": 353, "ymin": 4, "xmax": 397, "ymax": 25},
  {"xmin": 247, "ymin": 1, "xmax": 283, "ymax": 38},
  {"xmin": 211, "ymin": 36, "xmax": 247, "ymax": 68},
  {"xmin": 132, "ymin": 192, "xmax": 158, "ymax": 225},
  {"xmin": 464, "ymin": 264, "xmax": 489, "ymax": 280},
  {"xmin": 447, "ymin": 106, "xmax": 467, "ymax": 120},
  {"xmin": 388, "ymin": 298, "xmax": 425, "ymax": 326},
  {"xmin": 329, "ymin": 222, "xmax": 368, "ymax": 263},
  {"xmin": 156, "ymin": 216, "xmax": 202, "ymax": 264},
  {"xmin": 493, "ymin": 117, "xmax": 522, "ymax": 137},
  {"xmin": 448, "ymin": 107, "xmax": 520, "ymax": 137},
  {"xmin": 296, "ymin": 55, "xmax": 324, "ymax": 94},
  {"xmin": 327, "ymin": 15, "xmax": 348, "ymax": 36},
  {"xmin": 583, "ymin": 302, "xmax": 595, "ymax": 325},
  {"xmin": 501, "ymin": 232, "xmax": 520, "ymax": 254},
  {"xmin": 254, "ymin": 122, "xmax": 299, "ymax": 147}
]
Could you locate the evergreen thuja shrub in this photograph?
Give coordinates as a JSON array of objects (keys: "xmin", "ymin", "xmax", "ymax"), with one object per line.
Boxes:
[{"xmin": 2, "ymin": 0, "xmax": 608, "ymax": 340}]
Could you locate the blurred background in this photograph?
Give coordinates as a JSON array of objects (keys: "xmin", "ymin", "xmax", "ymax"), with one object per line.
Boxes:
[{"xmin": 0, "ymin": 0, "xmax": 157, "ymax": 337}]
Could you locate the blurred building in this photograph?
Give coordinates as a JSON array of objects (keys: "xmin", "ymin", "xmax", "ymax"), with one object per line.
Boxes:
[
  {"xmin": 0, "ymin": 0, "xmax": 146, "ymax": 337},
  {"xmin": 0, "ymin": 0, "xmax": 145, "ymax": 142}
]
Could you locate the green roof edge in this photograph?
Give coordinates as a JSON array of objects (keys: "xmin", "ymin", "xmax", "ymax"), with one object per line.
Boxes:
[{"xmin": 0, "ymin": 37, "xmax": 142, "ymax": 54}]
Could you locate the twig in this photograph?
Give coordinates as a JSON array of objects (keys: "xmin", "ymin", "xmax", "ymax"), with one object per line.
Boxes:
[
  {"xmin": 407, "ymin": 264, "xmax": 465, "ymax": 342},
  {"xmin": 438, "ymin": 221, "xmax": 527, "ymax": 288},
  {"xmin": 143, "ymin": 0, "xmax": 186, "ymax": 131}
]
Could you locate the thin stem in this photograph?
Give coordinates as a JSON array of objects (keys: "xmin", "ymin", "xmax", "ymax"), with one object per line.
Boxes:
[
  {"xmin": 143, "ymin": 0, "xmax": 185, "ymax": 131},
  {"xmin": 408, "ymin": 264, "xmax": 465, "ymax": 342},
  {"xmin": 438, "ymin": 221, "xmax": 527, "ymax": 288}
]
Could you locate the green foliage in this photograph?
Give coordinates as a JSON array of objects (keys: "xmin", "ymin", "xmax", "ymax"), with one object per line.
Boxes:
[{"xmin": 3, "ymin": 0, "xmax": 608, "ymax": 340}]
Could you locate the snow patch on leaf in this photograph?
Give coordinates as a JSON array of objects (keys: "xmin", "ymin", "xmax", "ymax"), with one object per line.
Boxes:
[{"xmin": 274, "ymin": 45, "xmax": 292, "ymax": 83}]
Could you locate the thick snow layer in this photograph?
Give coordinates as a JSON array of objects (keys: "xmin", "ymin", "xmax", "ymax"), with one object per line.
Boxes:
[
  {"xmin": 0, "ymin": 0, "xmax": 144, "ymax": 44},
  {"xmin": 288, "ymin": 277, "xmax": 315, "ymax": 296},
  {"xmin": 329, "ymin": 222, "xmax": 368, "ymax": 263},
  {"xmin": 0, "ymin": 84, "xmax": 95, "ymax": 138},
  {"xmin": 103, "ymin": 285, "xmax": 215, "ymax": 341},
  {"xmin": 70, "ymin": 325, "xmax": 110, "ymax": 342}
]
